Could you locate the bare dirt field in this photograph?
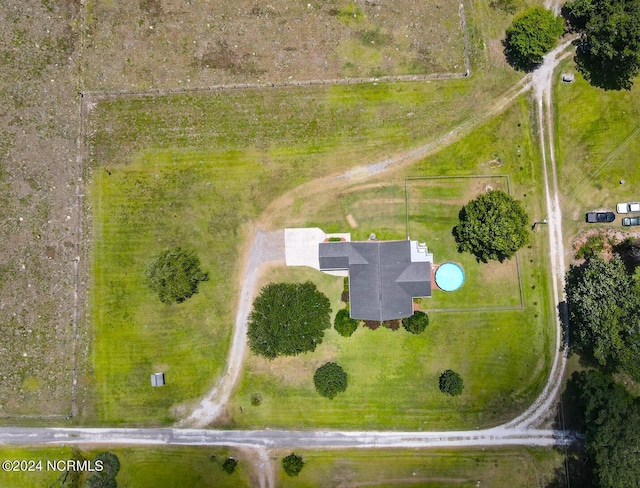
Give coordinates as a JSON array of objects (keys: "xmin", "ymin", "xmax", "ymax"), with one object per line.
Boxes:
[
  {"xmin": 0, "ymin": 0, "xmax": 85, "ymax": 418},
  {"xmin": 82, "ymin": 0, "xmax": 467, "ymax": 91}
]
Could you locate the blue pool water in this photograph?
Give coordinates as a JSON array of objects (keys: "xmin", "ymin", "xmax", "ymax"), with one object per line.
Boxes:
[{"xmin": 435, "ymin": 262, "xmax": 465, "ymax": 292}]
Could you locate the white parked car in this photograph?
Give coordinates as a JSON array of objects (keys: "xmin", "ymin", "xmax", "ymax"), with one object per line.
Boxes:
[{"xmin": 616, "ymin": 202, "xmax": 640, "ymax": 213}]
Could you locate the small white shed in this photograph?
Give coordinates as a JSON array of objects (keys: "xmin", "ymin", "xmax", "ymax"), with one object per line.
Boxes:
[{"xmin": 150, "ymin": 372, "xmax": 165, "ymax": 387}]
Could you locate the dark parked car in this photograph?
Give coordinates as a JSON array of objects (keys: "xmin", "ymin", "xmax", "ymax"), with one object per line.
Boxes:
[
  {"xmin": 586, "ymin": 212, "xmax": 615, "ymax": 223},
  {"xmin": 622, "ymin": 216, "xmax": 640, "ymax": 226}
]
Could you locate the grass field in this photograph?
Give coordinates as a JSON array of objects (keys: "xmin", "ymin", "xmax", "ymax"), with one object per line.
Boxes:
[
  {"xmin": 227, "ymin": 99, "xmax": 555, "ymax": 430},
  {"xmin": 0, "ymin": 446, "xmax": 252, "ymax": 487},
  {"xmin": 90, "ymin": 152, "xmax": 257, "ymax": 424},
  {"xmin": 275, "ymin": 447, "xmax": 564, "ymax": 487},
  {"xmin": 554, "ymin": 59, "xmax": 640, "ymax": 249},
  {"xmin": 87, "ymin": 76, "xmax": 530, "ymax": 424}
]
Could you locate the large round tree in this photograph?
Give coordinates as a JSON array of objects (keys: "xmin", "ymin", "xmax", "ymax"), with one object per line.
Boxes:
[
  {"xmin": 565, "ymin": 0, "xmax": 640, "ymax": 90},
  {"xmin": 452, "ymin": 190, "xmax": 529, "ymax": 263},
  {"xmin": 565, "ymin": 255, "xmax": 640, "ymax": 379},
  {"xmin": 313, "ymin": 362, "xmax": 348, "ymax": 399},
  {"xmin": 145, "ymin": 247, "xmax": 209, "ymax": 304},
  {"xmin": 334, "ymin": 309, "xmax": 359, "ymax": 337},
  {"xmin": 248, "ymin": 281, "xmax": 331, "ymax": 359},
  {"xmin": 503, "ymin": 6, "xmax": 565, "ymax": 71}
]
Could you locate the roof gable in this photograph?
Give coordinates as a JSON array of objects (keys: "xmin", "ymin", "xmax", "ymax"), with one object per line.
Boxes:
[{"xmin": 319, "ymin": 240, "xmax": 431, "ymax": 321}]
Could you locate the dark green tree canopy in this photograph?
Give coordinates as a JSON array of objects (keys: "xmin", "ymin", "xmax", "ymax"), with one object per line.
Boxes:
[
  {"xmin": 439, "ymin": 369, "xmax": 464, "ymax": 396},
  {"xmin": 564, "ymin": 0, "xmax": 640, "ymax": 90},
  {"xmin": 222, "ymin": 457, "xmax": 238, "ymax": 474},
  {"xmin": 452, "ymin": 190, "xmax": 530, "ymax": 263},
  {"xmin": 334, "ymin": 309, "xmax": 359, "ymax": 337},
  {"xmin": 145, "ymin": 247, "xmax": 208, "ymax": 304},
  {"xmin": 282, "ymin": 453, "xmax": 305, "ymax": 477},
  {"xmin": 402, "ymin": 311, "xmax": 429, "ymax": 334},
  {"xmin": 248, "ymin": 281, "xmax": 331, "ymax": 359},
  {"xmin": 313, "ymin": 362, "xmax": 348, "ymax": 399},
  {"xmin": 570, "ymin": 371, "xmax": 640, "ymax": 487},
  {"xmin": 565, "ymin": 255, "xmax": 640, "ymax": 378},
  {"xmin": 88, "ymin": 452, "xmax": 120, "ymax": 488},
  {"xmin": 503, "ymin": 6, "xmax": 565, "ymax": 71}
]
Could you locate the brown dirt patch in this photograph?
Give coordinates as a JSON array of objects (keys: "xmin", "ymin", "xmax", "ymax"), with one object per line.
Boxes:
[
  {"xmin": 0, "ymin": 0, "xmax": 86, "ymax": 417},
  {"xmin": 571, "ymin": 228, "xmax": 640, "ymax": 261},
  {"xmin": 82, "ymin": 0, "xmax": 466, "ymax": 91}
]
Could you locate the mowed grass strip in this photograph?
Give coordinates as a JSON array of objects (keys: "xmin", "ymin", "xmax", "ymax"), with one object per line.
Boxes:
[
  {"xmin": 90, "ymin": 151, "xmax": 260, "ymax": 424},
  {"xmin": 554, "ymin": 60, "xmax": 640, "ymax": 246},
  {"xmin": 275, "ymin": 447, "xmax": 564, "ymax": 487},
  {"xmin": 229, "ymin": 267, "xmax": 548, "ymax": 430},
  {"xmin": 0, "ymin": 446, "xmax": 251, "ymax": 488},
  {"xmin": 87, "ymin": 77, "xmax": 519, "ymax": 186},
  {"xmin": 0, "ymin": 447, "xmax": 76, "ymax": 488}
]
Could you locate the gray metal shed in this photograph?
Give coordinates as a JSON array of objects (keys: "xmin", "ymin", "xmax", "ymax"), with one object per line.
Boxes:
[{"xmin": 150, "ymin": 372, "xmax": 165, "ymax": 387}]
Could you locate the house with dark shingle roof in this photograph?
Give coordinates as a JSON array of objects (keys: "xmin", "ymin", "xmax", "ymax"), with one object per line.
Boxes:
[{"xmin": 319, "ymin": 239, "xmax": 432, "ymax": 321}]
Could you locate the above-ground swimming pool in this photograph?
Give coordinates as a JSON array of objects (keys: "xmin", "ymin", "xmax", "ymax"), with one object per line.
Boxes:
[{"xmin": 435, "ymin": 262, "xmax": 465, "ymax": 291}]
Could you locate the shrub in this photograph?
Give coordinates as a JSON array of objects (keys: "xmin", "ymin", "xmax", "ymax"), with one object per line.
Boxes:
[
  {"xmin": 87, "ymin": 452, "xmax": 120, "ymax": 488},
  {"xmin": 334, "ymin": 309, "xmax": 359, "ymax": 337},
  {"xmin": 576, "ymin": 234, "xmax": 605, "ymax": 259},
  {"xmin": 222, "ymin": 457, "xmax": 238, "ymax": 474},
  {"xmin": 363, "ymin": 320, "xmax": 381, "ymax": 330},
  {"xmin": 282, "ymin": 453, "xmax": 304, "ymax": 477},
  {"xmin": 341, "ymin": 290, "xmax": 350, "ymax": 303},
  {"xmin": 383, "ymin": 319, "xmax": 401, "ymax": 331},
  {"xmin": 250, "ymin": 392, "xmax": 262, "ymax": 406},
  {"xmin": 402, "ymin": 311, "xmax": 429, "ymax": 334},
  {"xmin": 313, "ymin": 362, "xmax": 348, "ymax": 399},
  {"xmin": 247, "ymin": 281, "xmax": 331, "ymax": 359},
  {"xmin": 145, "ymin": 247, "xmax": 208, "ymax": 304},
  {"xmin": 439, "ymin": 369, "xmax": 464, "ymax": 396}
]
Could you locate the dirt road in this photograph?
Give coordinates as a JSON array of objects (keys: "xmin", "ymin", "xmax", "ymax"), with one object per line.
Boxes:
[{"xmin": 179, "ymin": 230, "xmax": 284, "ymax": 428}]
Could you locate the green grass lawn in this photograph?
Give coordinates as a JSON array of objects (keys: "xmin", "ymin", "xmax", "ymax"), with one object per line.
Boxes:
[
  {"xmin": 87, "ymin": 75, "xmax": 531, "ymax": 424},
  {"xmin": 90, "ymin": 151, "xmax": 260, "ymax": 424},
  {"xmin": 554, "ymin": 59, "xmax": 640, "ymax": 249},
  {"xmin": 276, "ymin": 447, "xmax": 564, "ymax": 487},
  {"xmin": 295, "ymin": 176, "xmax": 523, "ymax": 310},
  {"xmin": 0, "ymin": 446, "xmax": 251, "ymax": 488},
  {"xmin": 227, "ymin": 97, "xmax": 554, "ymax": 430},
  {"xmin": 230, "ymin": 265, "xmax": 547, "ymax": 430}
]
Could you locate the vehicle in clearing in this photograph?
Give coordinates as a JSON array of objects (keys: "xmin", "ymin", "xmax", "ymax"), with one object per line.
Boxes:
[
  {"xmin": 616, "ymin": 202, "xmax": 640, "ymax": 213},
  {"xmin": 586, "ymin": 212, "xmax": 615, "ymax": 223},
  {"xmin": 622, "ymin": 216, "xmax": 640, "ymax": 226}
]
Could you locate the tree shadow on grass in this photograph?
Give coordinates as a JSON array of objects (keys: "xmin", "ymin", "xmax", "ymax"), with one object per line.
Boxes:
[
  {"xmin": 545, "ymin": 447, "xmax": 594, "ymax": 488},
  {"xmin": 573, "ymin": 48, "xmax": 637, "ymax": 91}
]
